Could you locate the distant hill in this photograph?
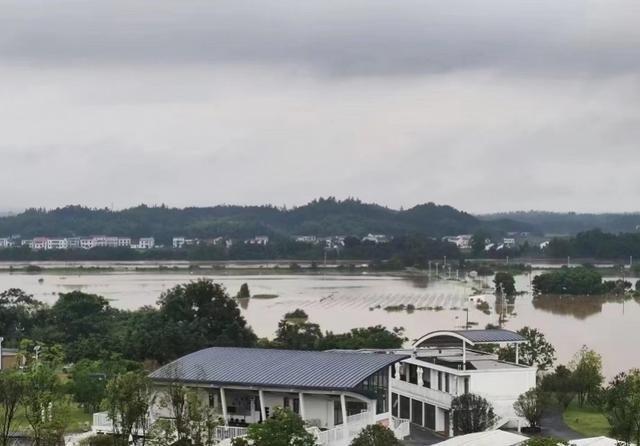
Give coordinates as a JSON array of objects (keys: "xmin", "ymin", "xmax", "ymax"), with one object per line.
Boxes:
[
  {"xmin": 479, "ymin": 211, "xmax": 640, "ymax": 236},
  {"xmin": 0, "ymin": 198, "xmax": 531, "ymax": 243}
]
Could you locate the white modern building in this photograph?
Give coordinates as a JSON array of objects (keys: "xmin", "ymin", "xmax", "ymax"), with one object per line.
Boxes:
[
  {"xmin": 0, "ymin": 238, "xmax": 13, "ymax": 248},
  {"xmin": 93, "ymin": 348, "xmax": 410, "ymax": 446},
  {"xmin": 443, "ymin": 235, "xmax": 473, "ymax": 250},
  {"xmin": 361, "ymin": 234, "xmax": 390, "ymax": 244},
  {"xmin": 294, "ymin": 235, "xmax": 318, "ymax": 244},
  {"xmin": 46, "ymin": 238, "xmax": 69, "ymax": 250},
  {"xmin": 133, "ymin": 237, "xmax": 155, "ymax": 249},
  {"xmin": 388, "ymin": 329, "xmax": 536, "ymax": 436},
  {"xmin": 31, "ymin": 237, "xmax": 48, "ymax": 250},
  {"xmin": 244, "ymin": 236, "xmax": 269, "ymax": 245}
]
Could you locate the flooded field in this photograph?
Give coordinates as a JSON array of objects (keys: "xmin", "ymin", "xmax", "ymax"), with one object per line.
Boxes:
[{"xmin": 0, "ymin": 269, "xmax": 638, "ymax": 378}]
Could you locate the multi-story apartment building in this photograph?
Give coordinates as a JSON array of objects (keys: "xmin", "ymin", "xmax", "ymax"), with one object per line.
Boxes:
[
  {"xmin": 80, "ymin": 238, "xmax": 95, "ymax": 249},
  {"xmin": 31, "ymin": 237, "xmax": 48, "ymax": 250},
  {"xmin": 46, "ymin": 238, "xmax": 69, "ymax": 250},
  {"xmin": 134, "ymin": 237, "xmax": 155, "ymax": 249}
]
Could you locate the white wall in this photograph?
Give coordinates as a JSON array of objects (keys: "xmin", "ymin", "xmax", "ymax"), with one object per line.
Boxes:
[{"xmin": 468, "ymin": 368, "xmax": 537, "ymax": 422}]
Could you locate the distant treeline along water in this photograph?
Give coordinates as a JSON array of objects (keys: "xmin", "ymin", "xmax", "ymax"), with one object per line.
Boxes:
[{"xmin": 0, "ymin": 198, "xmax": 639, "ymax": 262}]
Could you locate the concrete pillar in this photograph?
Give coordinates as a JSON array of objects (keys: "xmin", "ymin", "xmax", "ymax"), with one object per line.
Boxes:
[
  {"xmin": 220, "ymin": 388, "xmax": 228, "ymax": 426},
  {"xmin": 259, "ymin": 390, "xmax": 266, "ymax": 421},
  {"xmin": 340, "ymin": 394, "xmax": 348, "ymax": 429},
  {"xmin": 388, "ymin": 366, "xmax": 393, "ymax": 417},
  {"xmin": 299, "ymin": 392, "xmax": 306, "ymax": 420},
  {"xmin": 515, "ymin": 344, "xmax": 520, "ymax": 365},
  {"xmin": 417, "ymin": 367, "xmax": 423, "ymax": 386},
  {"xmin": 462, "ymin": 341, "xmax": 466, "ymax": 371}
]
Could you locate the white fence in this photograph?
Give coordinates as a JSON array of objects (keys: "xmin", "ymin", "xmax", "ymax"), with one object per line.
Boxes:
[
  {"xmin": 215, "ymin": 426, "xmax": 248, "ymax": 441},
  {"xmin": 391, "ymin": 417, "xmax": 410, "ymax": 439}
]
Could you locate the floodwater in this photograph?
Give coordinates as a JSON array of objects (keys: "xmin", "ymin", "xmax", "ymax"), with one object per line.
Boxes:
[{"xmin": 0, "ymin": 269, "xmax": 638, "ymax": 378}]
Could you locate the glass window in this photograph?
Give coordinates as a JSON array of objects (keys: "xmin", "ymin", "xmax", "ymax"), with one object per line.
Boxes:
[
  {"xmin": 399, "ymin": 395, "xmax": 410, "ymax": 419},
  {"xmin": 411, "ymin": 399, "xmax": 422, "ymax": 425},
  {"xmin": 445, "ymin": 373, "xmax": 450, "ymax": 393},
  {"xmin": 424, "ymin": 403, "xmax": 436, "ymax": 429}
]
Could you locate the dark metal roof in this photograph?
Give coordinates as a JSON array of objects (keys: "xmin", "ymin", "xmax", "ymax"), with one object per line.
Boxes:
[
  {"xmin": 453, "ymin": 329, "xmax": 526, "ymax": 343},
  {"xmin": 149, "ymin": 347, "xmax": 407, "ymax": 393},
  {"xmin": 413, "ymin": 329, "xmax": 526, "ymax": 347}
]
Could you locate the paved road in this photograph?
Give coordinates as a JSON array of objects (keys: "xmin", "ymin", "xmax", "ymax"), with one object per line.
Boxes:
[
  {"xmin": 538, "ymin": 410, "xmax": 582, "ymax": 441},
  {"xmin": 403, "ymin": 424, "xmax": 446, "ymax": 445}
]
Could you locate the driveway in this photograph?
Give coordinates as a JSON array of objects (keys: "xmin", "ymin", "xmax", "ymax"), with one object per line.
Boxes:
[
  {"xmin": 537, "ymin": 410, "xmax": 582, "ymax": 441},
  {"xmin": 403, "ymin": 424, "xmax": 446, "ymax": 446}
]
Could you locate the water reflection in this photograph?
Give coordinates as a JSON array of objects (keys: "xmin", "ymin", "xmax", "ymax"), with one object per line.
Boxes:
[{"xmin": 531, "ymin": 294, "xmax": 630, "ymax": 320}]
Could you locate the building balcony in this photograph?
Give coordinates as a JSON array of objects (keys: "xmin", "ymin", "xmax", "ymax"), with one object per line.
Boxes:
[{"xmin": 391, "ymin": 378, "xmax": 454, "ymax": 408}]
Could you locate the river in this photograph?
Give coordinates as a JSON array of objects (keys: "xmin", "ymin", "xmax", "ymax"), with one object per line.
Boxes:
[{"xmin": 0, "ymin": 268, "xmax": 638, "ymax": 378}]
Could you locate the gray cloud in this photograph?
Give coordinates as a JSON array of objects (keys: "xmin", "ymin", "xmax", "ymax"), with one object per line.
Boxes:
[{"xmin": 1, "ymin": 0, "xmax": 639, "ymax": 212}]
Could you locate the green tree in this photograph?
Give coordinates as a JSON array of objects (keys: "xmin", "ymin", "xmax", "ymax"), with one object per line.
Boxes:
[
  {"xmin": 0, "ymin": 370, "xmax": 26, "ymax": 446},
  {"xmin": 273, "ymin": 318, "xmax": 323, "ymax": 350},
  {"xmin": 570, "ymin": 346, "xmax": 604, "ymax": 407},
  {"xmin": 22, "ymin": 365, "xmax": 70, "ymax": 446},
  {"xmin": 540, "ymin": 365, "xmax": 576, "ymax": 409},
  {"xmin": 603, "ymin": 369, "xmax": 640, "ymax": 445},
  {"xmin": 237, "ymin": 283, "xmax": 251, "ymax": 299},
  {"xmin": 69, "ymin": 358, "xmax": 140, "ymax": 414},
  {"xmin": 349, "ymin": 424, "xmax": 400, "ymax": 446},
  {"xmin": 494, "ymin": 272, "xmax": 516, "ymax": 297},
  {"xmin": 104, "ymin": 372, "xmax": 153, "ymax": 446},
  {"xmin": 151, "ymin": 378, "xmax": 218, "ymax": 446},
  {"xmin": 451, "ymin": 393, "xmax": 496, "ymax": 435},
  {"xmin": 514, "ymin": 388, "xmax": 548, "ymax": 429},
  {"xmin": 48, "ymin": 291, "xmax": 120, "ymax": 361},
  {"xmin": 320, "ymin": 326, "xmax": 405, "ymax": 350},
  {"xmin": 498, "ymin": 327, "xmax": 556, "ymax": 371},
  {"xmin": 243, "ymin": 407, "xmax": 315, "ymax": 446},
  {"xmin": 0, "ymin": 288, "xmax": 43, "ymax": 346},
  {"xmin": 471, "ymin": 231, "xmax": 489, "ymax": 257},
  {"xmin": 158, "ymin": 280, "xmax": 257, "ymax": 360}
]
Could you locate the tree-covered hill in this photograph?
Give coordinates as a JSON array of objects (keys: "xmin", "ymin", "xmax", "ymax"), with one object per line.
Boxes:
[
  {"xmin": 479, "ymin": 211, "xmax": 640, "ymax": 235},
  {"xmin": 0, "ymin": 198, "xmax": 532, "ymax": 243}
]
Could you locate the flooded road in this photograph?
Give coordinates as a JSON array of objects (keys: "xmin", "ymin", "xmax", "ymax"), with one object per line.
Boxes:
[{"xmin": 0, "ymin": 269, "xmax": 638, "ymax": 378}]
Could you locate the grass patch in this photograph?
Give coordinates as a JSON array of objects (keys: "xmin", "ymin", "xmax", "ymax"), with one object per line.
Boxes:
[
  {"xmin": 563, "ymin": 399, "xmax": 610, "ymax": 438},
  {"xmin": 12, "ymin": 402, "xmax": 92, "ymax": 434}
]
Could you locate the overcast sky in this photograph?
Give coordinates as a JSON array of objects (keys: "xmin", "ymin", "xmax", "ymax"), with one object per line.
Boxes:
[{"xmin": 1, "ymin": 0, "xmax": 639, "ymax": 213}]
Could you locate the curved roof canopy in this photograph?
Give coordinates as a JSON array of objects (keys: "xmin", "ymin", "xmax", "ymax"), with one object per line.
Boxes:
[
  {"xmin": 413, "ymin": 329, "xmax": 526, "ymax": 348},
  {"xmin": 150, "ymin": 347, "xmax": 407, "ymax": 393}
]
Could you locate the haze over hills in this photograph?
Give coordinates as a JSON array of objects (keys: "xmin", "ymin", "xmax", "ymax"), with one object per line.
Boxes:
[{"xmin": 0, "ymin": 198, "xmax": 531, "ymax": 242}]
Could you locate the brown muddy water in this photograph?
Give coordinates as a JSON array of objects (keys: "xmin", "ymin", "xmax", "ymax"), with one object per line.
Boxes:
[{"xmin": 1, "ymin": 269, "xmax": 638, "ymax": 378}]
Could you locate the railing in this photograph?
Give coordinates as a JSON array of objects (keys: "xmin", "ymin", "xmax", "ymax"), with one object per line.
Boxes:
[
  {"xmin": 391, "ymin": 378, "xmax": 454, "ymax": 407},
  {"xmin": 314, "ymin": 411, "xmax": 375, "ymax": 446},
  {"xmin": 215, "ymin": 426, "xmax": 248, "ymax": 441},
  {"xmin": 391, "ymin": 417, "xmax": 410, "ymax": 440},
  {"xmin": 92, "ymin": 412, "xmax": 113, "ymax": 434}
]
